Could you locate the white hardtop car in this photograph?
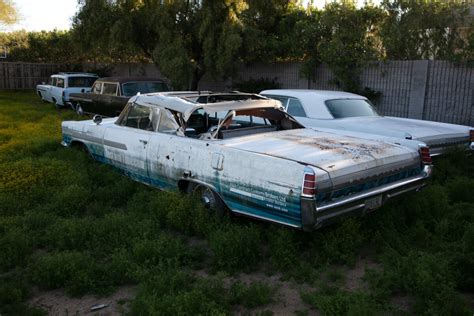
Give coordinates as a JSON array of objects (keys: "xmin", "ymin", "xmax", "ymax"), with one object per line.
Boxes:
[
  {"xmin": 36, "ymin": 72, "xmax": 98, "ymax": 107},
  {"xmin": 261, "ymin": 89, "xmax": 474, "ymax": 156}
]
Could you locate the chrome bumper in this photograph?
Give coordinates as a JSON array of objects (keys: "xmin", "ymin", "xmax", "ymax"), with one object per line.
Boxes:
[{"xmin": 301, "ymin": 165, "xmax": 433, "ymax": 231}]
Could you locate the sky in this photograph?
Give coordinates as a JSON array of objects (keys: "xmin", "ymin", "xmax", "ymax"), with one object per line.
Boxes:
[
  {"xmin": 5, "ymin": 0, "xmax": 381, "ymax": 32},
  {"xmin": 6, "ymin": 0, "xmax": 80, "ymax": 32}
]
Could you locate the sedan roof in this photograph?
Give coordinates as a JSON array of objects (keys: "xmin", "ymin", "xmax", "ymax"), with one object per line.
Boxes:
[{"xmin": 261, "ymin": 89, "xmax": 367, "ymax": 119}]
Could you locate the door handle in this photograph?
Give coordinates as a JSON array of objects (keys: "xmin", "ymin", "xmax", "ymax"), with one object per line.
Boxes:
[{"xmin": 139, "ymin": 139, "xmax": 148, "ymax": 145}]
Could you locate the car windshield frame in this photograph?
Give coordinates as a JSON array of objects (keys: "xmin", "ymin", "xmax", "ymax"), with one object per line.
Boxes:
[{"xmin": 324, "ymin": 98, "xmax": 380, "ymax": 119}]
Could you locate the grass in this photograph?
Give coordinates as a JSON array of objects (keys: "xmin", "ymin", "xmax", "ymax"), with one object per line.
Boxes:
[{"xmin": 0, "ymin": 90, "xmax": 473, "ymax": 315}]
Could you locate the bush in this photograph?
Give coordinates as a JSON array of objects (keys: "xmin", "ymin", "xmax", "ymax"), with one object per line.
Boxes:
[
  {"xmin": 209, "ymin": 225, "xmax": 262, "ymax": 273},
  {"xmin": 0, "ymin": 227, "xmax": 32, "ymax": 271},
  {"xmin": 229, "ymin": 281, "xmax": 276, "ymax": 308},
  {"xmin": 301, "ymin": 287, "xmax": 384, "ymax": 315}
]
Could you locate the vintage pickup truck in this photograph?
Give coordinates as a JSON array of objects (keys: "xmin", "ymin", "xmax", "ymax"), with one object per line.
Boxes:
[
  {"xmin": 69, "ymin": 77, "xmax": 170, "ymax": 116},
  {"xmin": 261, "ymin": 89, "xmax": 474, "ymax": 156},
  {"xmin": 61, "ymin": 92, "xmax": 433, "ymax": 230}
]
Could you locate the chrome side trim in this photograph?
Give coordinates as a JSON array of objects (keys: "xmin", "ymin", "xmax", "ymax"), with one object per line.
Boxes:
[
  {"xmin": 64, "ymin": 129, "xmax": 128, "ymax": 151},
  {"xmin": 103, "ymin": 139, "xmax": 127, "ymax": 150}
]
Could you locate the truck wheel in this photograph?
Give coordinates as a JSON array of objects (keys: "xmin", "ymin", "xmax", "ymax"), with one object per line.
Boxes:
[
  {"xmin": 52, "ymin": 98, "xmax": 60, "ymax": 109},
  {"xmin": 75, "ymin": 104, "xmax": 84, "ymax": 115},
  {"xmin": 187, "ymin": 183, "xmax": 227, "ymax": 216}
]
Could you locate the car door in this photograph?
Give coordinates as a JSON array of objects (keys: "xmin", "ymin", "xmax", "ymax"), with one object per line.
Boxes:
[
  {"xmin": 79, "ymin": 81, "xmax": 102, "ymax": 114},
  {"xmin": 100, "ymin": 82, "xmax": 120, "ymax": 116},
  {"xmin": 102, "ymin": 103, "xmax": 155, "ymax": 184},
  {"xmin": 42, "ymin": 77, "xmax": 56, "ymax": 102},
  {"xmin": 146, "ymin": 107, "xmax": 191, "ymax": 190},
  {"xmin": 51, "ymin": 77, "xmax": 65, "ymax": 105}
]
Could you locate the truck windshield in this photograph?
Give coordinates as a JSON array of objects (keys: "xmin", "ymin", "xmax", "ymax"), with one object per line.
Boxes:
[
  {"xmin": 68, "ymin": 77, "xmax": 97, "ymax": 87},
  {"xmin": 325, "ymin": 99, "xmax": 379, "ymax": 118},
  {"xmin": 122, "ymin": 82, "xmax": 169, "ymax": 97}
]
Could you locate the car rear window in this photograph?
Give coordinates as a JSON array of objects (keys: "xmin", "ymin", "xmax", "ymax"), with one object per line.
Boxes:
[
  {"xmin": 68, "ymin": 77, "xmax": 97, "ymax": 88},
  {"xmin": 325, "ymin": 99, "xmax": 379, "ymax": 118},
  {"xmin": 122, "ymin": 81, "xmax": 169, "ymax": 97}
]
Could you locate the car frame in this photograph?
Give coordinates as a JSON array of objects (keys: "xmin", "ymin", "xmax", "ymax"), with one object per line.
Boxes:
[
  {"xmin": 36, "ymin": 72, "xmax": 98, "ymax": 107},
  {"xmin": 69, "ymin": 77, "xmax": 170, "ymax": 116},
  {"xmin": 261, "ymin": 89, "xmax": 474, "ymax": 156},
  {"xmin": 61, "ymin": 92, "xmax": 433, "ymax": 230}
]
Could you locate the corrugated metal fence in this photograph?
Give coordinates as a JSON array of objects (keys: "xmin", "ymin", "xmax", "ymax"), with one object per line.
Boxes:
[
  {"xmin": 0, "ymin": 60, "xmax": 472, "ymax": 125},
  {"xmin": 200, "ymin": 60, "xmax": 473, "ymax": 126}
]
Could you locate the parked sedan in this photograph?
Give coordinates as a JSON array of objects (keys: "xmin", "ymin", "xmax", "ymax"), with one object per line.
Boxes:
[
  {"xmin": 61, "ymin": 92, "xmax": 432, "ymax": 230},
  {"xmin": 261, "ymin": 89, "xmax": 474, "ymax": 156},
  {"xmin": 36, "ymin": 72, "xmax": 98, "ymax": 107},
  {"xmin": 69, "ymin": 77, "xmax": 170, "ymax": 116}
]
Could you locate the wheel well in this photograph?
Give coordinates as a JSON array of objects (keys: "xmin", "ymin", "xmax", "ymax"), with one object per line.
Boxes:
[
  {"xmin": 70, "ymin": 141, "xmax": 89, "ymax": 153},
  {"xmin": 37, "ymin": 91, "xmax": 42, "ymax": 97},
  {"xmin": 179, "ymin": 179, "xmax": 230, "ymax": 211},
  {"xmin": 178, "ymin": 179, "xmax": 190, "ymax": 192}
]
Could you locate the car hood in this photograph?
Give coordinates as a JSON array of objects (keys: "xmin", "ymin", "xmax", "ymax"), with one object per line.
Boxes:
[
  {"xmin": 305, "ymin": 116, "xmax": 471, "ymax": 145},
  {"xmin": 222, "ymin": 128, "xmax": 421, "ymax": 190}
]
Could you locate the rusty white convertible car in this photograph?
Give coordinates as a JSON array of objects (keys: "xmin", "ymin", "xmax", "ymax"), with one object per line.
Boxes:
[{"xmin": 61, "ymin": 92, "xmax": 433, "ymax": 230}]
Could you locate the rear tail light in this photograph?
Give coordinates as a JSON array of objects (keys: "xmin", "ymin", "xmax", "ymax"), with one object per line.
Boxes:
[
  {"xmin": 302, "ymin": 167, "xmax": 317, "ymax": 197},
  {"xmin": 419, "ymin": 146, "xmax": 432, "ymax": 165},
  {"xmin": 470, "ymin": 129, "xmax": 474, "ymax": 142}
]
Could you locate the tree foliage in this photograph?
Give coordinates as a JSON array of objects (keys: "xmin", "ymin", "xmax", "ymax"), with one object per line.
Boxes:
[
  {"xmin": 1, "ymin": 1, "xmax": 472, "ymax": 89},
  {"xmin": 379, "ymin": 0, "xmax": 471, "ymax": 61},
  {"xmin": 0, "ymin": 0, "xmax": 18, "ymax": 29}
]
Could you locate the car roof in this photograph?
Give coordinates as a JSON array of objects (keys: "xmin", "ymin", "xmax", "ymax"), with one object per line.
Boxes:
[
  {"xmin": 53, "ymin": 72, "xmax": 98, "ymax": 78},
  {"xmin": 97, "ymin": 77, "xmax": 167, "ymax": 84},
  {"xmin": 133, "ymin": 92, "xmax": 282, "ymax": 121},
  {"xmin": 260, "ymin": 89, "xmax": 367, "ymax": 119}
]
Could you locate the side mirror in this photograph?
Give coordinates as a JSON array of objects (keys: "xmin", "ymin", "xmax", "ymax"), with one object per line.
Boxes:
[
  {"xmin": 41, "ymin": 81, "xmax": 45, "ymax": 85},
  {"xmin": 93, "ymin": 114, "xmax": 102, "ymax": 125}
]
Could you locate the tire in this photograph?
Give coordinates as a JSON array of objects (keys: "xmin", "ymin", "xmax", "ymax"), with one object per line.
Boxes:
[
  {"xmin": 52, "ymin": 98, "xmax": 60, "ymax": 109},
  {"xmin": 75, "ymin": 103, "xmax": 84, "ymax": 115},
  {"xmin": 187, "ymin": 183, "xmax": 227, "ymax": 216}
]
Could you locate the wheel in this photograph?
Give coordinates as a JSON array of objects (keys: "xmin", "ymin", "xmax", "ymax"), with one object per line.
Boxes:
[
  {"xmin": 187, "ymin": 183, "xmax": 227, "ymax": 216},
  {"xmin": 75, "ymin": 104, "xmax": 84, "ymax": 115},
  {"xmin": 52, "ymin": 98, "xmax": 60, "ymax": 109}
]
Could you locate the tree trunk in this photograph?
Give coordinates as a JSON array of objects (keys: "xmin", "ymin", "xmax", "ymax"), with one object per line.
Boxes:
[{"xmin": 190, "ymin": 66, "xmax": 204, "ymax": 91}]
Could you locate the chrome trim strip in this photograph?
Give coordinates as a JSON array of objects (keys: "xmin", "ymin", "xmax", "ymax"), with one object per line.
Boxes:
[
  {"xmin": 317, "ymin": 165, "xmax": 432, "ymax": 212},
  {"xmin": 64, "ymin": 129, "xmax": 128, "ymax": 150},
  {"xmin": 103, "ymin": 139, "xmax": 127, "ymax": 150},
  {"xmin": 232, "ymin": 209, "xmax": 300, "ymax": 228}
]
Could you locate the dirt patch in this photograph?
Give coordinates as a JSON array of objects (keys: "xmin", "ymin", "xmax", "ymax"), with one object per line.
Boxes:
[
  {"xmin": 344, "ymin": 256, "xmax": 381, "ymax": 292},
  {"xmin": 27, "ymin": 285, "xmax": 136, "ymax": 315},
  {"xmin": 236, "ymin": 279, "xmax": 319, "ymax": 316}
]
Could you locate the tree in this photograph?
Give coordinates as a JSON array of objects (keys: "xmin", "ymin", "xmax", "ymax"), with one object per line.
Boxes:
[
  {"xmin": 0, "ymin": 0, "xmax": 18, "ymax": 30},
  {"xmin": 317, "ymin": 2, "xmax": 383, "ymax": 92},
  {"xmin": 379, "ymin": 0, "xmax": 471, "ymax": 60},
  {"xmin": 74, "ymin": 0, "xmax": 249, "ymax": 89}
]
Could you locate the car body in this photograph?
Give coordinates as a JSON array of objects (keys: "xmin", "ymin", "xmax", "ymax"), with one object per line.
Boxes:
[
  {"xmin": 261, "ymin": 89, "xmax": 474, "ymax": 156},
  {"xmin": 61, "ymin": 92, "xmax": 433, "ymax": 230},
  {"xmin": 69, "ymin": 77, "xmax": 170, "ymax": 117},
  {"xmin": 36, "ymin": 72, "xmax": 98, "ymax": 107}
]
